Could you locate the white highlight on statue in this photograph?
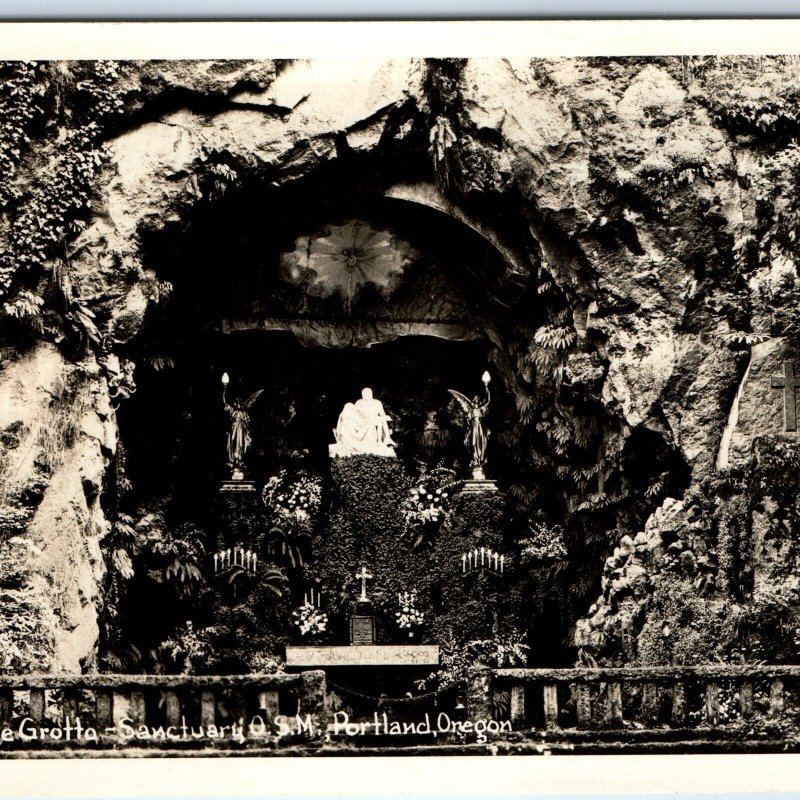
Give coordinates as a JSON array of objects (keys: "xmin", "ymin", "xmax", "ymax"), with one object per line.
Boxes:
[{"xmin": 329, "ymin": 387, "xmax": 397, "ymax": 457}]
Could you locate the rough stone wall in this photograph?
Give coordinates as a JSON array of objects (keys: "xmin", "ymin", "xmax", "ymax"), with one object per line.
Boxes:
[
  {"xmin": 0, "ymin": 344, "xmax": 114, "ymax": 672},
  {"xmin": 78, "ymin": 57, "xmax": 759, "ymax": 472},
  {"xmin": 4, "ymin": 56, "xmax": 800, "ymax": 670}
]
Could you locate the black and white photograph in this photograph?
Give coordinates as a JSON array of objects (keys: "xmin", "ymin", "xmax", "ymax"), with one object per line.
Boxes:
[{"xmin": 2, "ymin": 21, "xmax": 800, "ymax": 768}]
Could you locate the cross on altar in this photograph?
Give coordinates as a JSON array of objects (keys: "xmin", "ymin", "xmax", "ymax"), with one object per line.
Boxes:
[
  {"xmin": 771, "ymin": 361, "xmax": 799, "ymax": 432},
  {"xmin": 355, "ymin": 566, "xmax": 373, "ymax": 601}
]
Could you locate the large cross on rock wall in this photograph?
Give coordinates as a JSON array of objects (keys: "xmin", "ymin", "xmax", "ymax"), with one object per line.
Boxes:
[{"xmin": 719, "ymin": 337, "xmax": 799, "ymax": 468}]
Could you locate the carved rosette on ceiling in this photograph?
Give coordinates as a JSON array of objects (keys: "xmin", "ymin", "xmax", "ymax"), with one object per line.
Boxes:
[{"xmin": 282, "ymin": 219, "xmax": 417, "ymax": 312}]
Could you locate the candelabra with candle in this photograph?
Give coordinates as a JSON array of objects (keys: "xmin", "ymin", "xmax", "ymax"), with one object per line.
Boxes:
[
  {"xmin": 461, "ymin": 546, "xmax": 505, "ymax": 576},
  {"xmin": 302, "ymin": 586, "xmax": 322, "ymax": 608},
  {"xmin": 396, "ymin": 589, "xmax": 424, "ymax": 638},
  {"xmin": 292, "ymin": 591, "xmax": 328, "ymax": 639},
  {"xmin": 213, "ymin": 546, "xmax": 259, "ymax": 574}
]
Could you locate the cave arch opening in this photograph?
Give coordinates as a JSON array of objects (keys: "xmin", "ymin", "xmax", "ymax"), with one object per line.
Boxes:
[
  {"xmin": 103, "ymin": 151, "xmax": 692, "ymax": 672},
  {"xmin": 117, "ymin": 153, "xmax": 540, "ymax": 512}
]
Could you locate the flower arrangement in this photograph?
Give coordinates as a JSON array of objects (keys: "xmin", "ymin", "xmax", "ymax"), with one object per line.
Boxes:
[
  {"xmin": 292, "ymin": 601, "xmax": 328, "ymax": 638},
  {"xmin": 395, "ymin": 590, "xmax": 425, "ymax": 637},
  {"xmin": 263, "ymin": 470, "xmax": 323, "ymax": 522},
  {"xmin": 519, "ymin": 521, "xmax": 568, "ymax": 562},
  {"xmin": 401, "ymin": 465, "xmax": 458, "ymax": 546}
]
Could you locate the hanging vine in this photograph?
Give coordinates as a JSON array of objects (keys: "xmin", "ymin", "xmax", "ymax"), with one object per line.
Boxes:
[{"xmin": 0, "ymin": 60, "xmax": 125, "ymax": 349}]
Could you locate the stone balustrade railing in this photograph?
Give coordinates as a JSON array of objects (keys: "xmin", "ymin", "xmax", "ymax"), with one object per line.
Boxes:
[
  {"xmin": 0, "ymin": 665, "xmax": 799, "ymax": 754},
  {"xmin": 468, "ymin": 665, "xmax": 800, "ymax": 747},
  {"xmin": 0, "ymin": 672, "xmax": 326, "ymax": 754}
]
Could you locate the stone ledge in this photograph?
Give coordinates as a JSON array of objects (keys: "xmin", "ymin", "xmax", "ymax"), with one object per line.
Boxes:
[{"xmin": 285, "ymin": 645, "xmax": 440, "ymax": 667}]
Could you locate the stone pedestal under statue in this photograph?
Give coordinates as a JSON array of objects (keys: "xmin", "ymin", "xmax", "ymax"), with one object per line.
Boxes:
[
  {"xmin": 219, "ymin": 478, "xmax": 256, "ymax": 493},
  {"xmin": 460, "ymin": 466, "xmax": 498, "ymax": 495}
]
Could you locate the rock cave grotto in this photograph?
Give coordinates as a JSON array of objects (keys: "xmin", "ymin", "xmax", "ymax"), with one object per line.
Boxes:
[{"xmin": 2, "ymin": 55, "xmax": 800, "ymax": 753}]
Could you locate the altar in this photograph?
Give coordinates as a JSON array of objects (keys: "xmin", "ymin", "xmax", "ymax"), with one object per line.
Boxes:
[{"xmin": 285, "ymin": 644, "xmax": 440, "ymax": 668}]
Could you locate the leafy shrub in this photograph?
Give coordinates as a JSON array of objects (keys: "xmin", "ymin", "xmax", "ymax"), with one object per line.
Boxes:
[{"xmin": 636, "ymin": 577, "xmax": 725, "ymax": 666}]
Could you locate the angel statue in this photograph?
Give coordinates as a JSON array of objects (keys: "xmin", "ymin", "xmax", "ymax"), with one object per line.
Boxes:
[
  {"xmin": 448, "ymin": 371, "xmax": 492, "ymax": 480},
  {"xmin": 222, "ymin": 372, "xmax": 264, "ymax": 480}
]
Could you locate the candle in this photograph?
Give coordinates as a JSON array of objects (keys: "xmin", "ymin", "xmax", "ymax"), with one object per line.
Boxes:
[
  {"xmin": 252, "ymin": 553, "xmax": 257, "ymax": 570},
  {"xmin": 500, "ymin": 555, "xmax": 505, "ymax": 573},
  {"xmin": 214, "ymin": 553, "xmax": 218, "ymax": 572},
  {"xmin": 304, "ymin": 593, "xmax": 308, "ymax": 605},
  {"xmin": 226, "ymin": 549, "xmax": 231, "ymax": 567},
  {"xmin": 494, "ymin": 553, "xmax": 499, "ymax": 571},
  {"xmin": 462, "ymin": 553, "xmax": 466, "ymax": 573},
  {"xmin": 481, "ymin": 547, "xmax": 485, "ymax": 566}
]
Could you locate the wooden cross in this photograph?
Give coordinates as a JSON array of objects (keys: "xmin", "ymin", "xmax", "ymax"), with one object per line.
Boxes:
[
  {"xmin": 771, "ymin": 361, "xmax": 799, "ymax": 432},
  {"xmin": 355, "ymin": 566, "xmax": 373, "ymax": 601}
]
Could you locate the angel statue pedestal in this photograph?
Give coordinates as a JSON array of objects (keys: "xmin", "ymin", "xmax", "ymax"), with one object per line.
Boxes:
[
  {"xmin": 219, "ymin": 372, "xmax": 262, "ymax": 493},
  {"xmin": 449, "ymin": 371, "xmax": 498, "ymax": 496},
  {"xmin": 220, "ymin": 476, "xmax": 256, "ymax": 493},
  {"xmin": 461, "ymin": 467, "xmax": 498, "ymax": 495}
]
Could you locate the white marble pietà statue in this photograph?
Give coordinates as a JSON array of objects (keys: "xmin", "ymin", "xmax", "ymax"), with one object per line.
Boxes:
[{"xmin": 329, "ymin": 387, "xmax": 397, "ymax": 457}]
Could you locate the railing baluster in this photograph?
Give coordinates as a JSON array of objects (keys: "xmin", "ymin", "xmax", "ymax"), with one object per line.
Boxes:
[
  {"xmin": 705, "ymin": 682, "xmax": 720, "ymax": 726},
  {"xmin": 641, "ymin": 682, "xmax": 658, "ymax": 726},
  {"xmin": 130, "ymin": 690, "xmax": 146, "ymax": 726},
  {"xmin": 95, "ymin": 689, "xmax": 113, "ymax": 730},
  {"xmin": 769, "ymin": 678, "xmax": 785, "ymax": 715},
  {"xmin": 165, "ymin": 690, "xmax": 181, "ymax": 726},
  {"xmin": 258, "ymin": 689, "xmax": 279, "ymax": 726},
  {"xmin": 0, "ymin": 689, "xmax": 12, "ymax": 724},
  {"xmin": 739, "ymin": 682, "xmax": 754, "ymax": 719},
  {"xmin": 509, "ymin": 683, "xmax": 525, "ymax": 726},
  {"xmin": 575, "ymin": 683, "xmax": 592, "ymax": 728},
  {"xmin": 29, "ymin": 689, "xmax": 45, "ymax": 724},
  {"xmin": 201, "ymin": 690, "xmax": 216, "ymax": 727},
  {"xmin": 605, "ymin": 681, "xmax": 623, "ymax": 727},
  {"xmin": 543, "ymin": 684, "xmax": 559, "ymax": 729},
  {"xmin": 671, "ymin": 682, "xmax": 687, "ymax": 726},
  {"xmin": 466, "ymin": 666, "xmax": 492, "ymax": 725},
  {"xmin": 61, "ymin": 690, "xmax": 77, "ymax": 725},
  {"xmin": 298, "ymin": 670, "xmax": 327, "ymax": 736}
]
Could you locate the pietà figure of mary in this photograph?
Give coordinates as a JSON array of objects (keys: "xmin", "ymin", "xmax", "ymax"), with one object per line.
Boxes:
[
  {"xmin": 222, "ymin": 377, "xmax": 264, "ymax": 479},
  {"xmin": 448, "ymin": 371, "xmax": 492, "ymax": 479}
]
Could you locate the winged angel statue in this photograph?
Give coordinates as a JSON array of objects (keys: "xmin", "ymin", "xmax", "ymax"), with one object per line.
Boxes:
[
  {"xmin": 448, "ymin": 371, "xmax": 492, "ymax": 479},
  {"xmin": 222, "ymin": 375, "xmax": 264, "ymax": 479}
]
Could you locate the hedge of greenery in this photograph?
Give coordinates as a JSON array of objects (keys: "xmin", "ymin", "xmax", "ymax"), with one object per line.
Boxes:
[{"xmin": 302, "ymin": 457, "xmax": 528, "ymax": 682}]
